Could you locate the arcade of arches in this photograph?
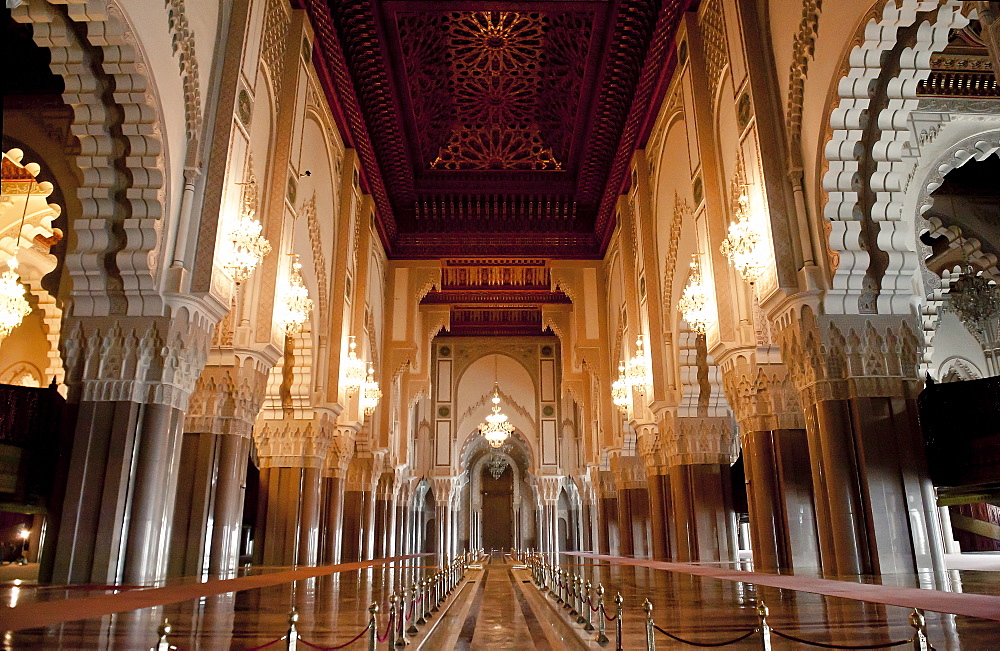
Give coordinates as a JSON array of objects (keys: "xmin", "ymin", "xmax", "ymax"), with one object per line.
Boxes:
[{"xmin": 1, "ymin": 0, "xmax": 999, "ymax": 648}]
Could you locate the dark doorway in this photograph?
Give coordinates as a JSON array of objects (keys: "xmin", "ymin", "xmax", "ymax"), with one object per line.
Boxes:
[{"xmin": 481, "ymin": 465, "xmax": 514, "ymax": 551}]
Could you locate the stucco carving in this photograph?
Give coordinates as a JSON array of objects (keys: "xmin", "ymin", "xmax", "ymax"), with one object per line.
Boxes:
[
  {"xmin": 821, "ymin": 0, "xmax": 967, "ymax": 316},
  {"xmin": 61, "ymin": 314, "xmax": 212, "ymax": 410}
]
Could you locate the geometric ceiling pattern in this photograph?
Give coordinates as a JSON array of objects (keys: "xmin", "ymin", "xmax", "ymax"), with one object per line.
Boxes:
[{"xmin": 306, "ymin": 0, "xmax": 692, "ymax": 258}]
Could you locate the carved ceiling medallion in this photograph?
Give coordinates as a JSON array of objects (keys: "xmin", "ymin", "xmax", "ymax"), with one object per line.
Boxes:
[{"xmin": 399, "ymin": 10, "xmax": 589, "ymax": 171}]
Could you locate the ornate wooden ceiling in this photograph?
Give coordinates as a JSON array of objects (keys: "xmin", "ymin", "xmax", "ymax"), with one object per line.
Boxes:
[{"xmin": 303, "ymin": 0, "xmax": 691, "ymax": 258}]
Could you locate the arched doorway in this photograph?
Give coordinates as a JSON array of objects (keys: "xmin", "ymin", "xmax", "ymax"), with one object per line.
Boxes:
[{"xmin": 481, "ymin": 463, "xmax": 514, "ymax": 551}]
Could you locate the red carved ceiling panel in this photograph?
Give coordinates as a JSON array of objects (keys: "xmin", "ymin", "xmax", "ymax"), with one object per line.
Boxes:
[{"xmin": 305, "ymin": 0, "xmax": 691, "ymax": 258}]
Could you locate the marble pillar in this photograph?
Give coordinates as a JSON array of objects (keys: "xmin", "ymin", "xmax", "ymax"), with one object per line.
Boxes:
[
  {"xmin": 322, "ymin": 474, "xmax": 345, "ymax": 563},
  {"xmin": 646, "ymin": 473, "xmax": 671, "ymax": 560},
  {"xmin": 669, "ymin": 464, "xmax": 735, "ymax": 563}
]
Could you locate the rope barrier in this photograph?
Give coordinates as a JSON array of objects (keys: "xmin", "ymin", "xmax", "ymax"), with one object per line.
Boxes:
[
  {"xmin": 769, "ymin": 628, "xmax": 918, "ymax": 650},
  {"xmin": 244, "ymin": 635, "xmax": 287, "ymax": 650},
  {"xmin": 522, "ymin": 552, "xmax": 937, "ymax": 651},
  {"xmin": 377, "ymin": 610, "xmax": 394, "ymax": 642},
  {"xmin": 296, "ymin": 624, "xmax": 373, "ymax": 650},
  {"xmin": 653, "ymin": 624, "xmax": 759, "ymax": 647}
]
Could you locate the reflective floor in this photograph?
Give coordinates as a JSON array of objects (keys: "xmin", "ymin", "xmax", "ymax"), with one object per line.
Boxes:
[{"xmin": 0, "ymin": 554, "xmax": 997, "ymax": 649}]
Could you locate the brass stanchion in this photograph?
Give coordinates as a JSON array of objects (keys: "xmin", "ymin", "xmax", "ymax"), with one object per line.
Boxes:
[
  {"xmin": 368, "ymin": 602, "xmax": 379, "ymax": 651},
  {"xmin": 596, "ymin": 584, "xmax": 609, "ymax": 646},
  {"xmin": 644, "ymin": 599, "xmax": 655, "ymax": 651},
  {"xmin": 757, "ymin": 601, "xmax": 771, "ymax": 651},
  {"xmin": 392, "ymin": 593, "xmax": 408, "ymax": 647},
  {"xmin": 909, "ymin": 610, "xmax": 929, "ymax": 651},
  {"xmin": 286, "ymin": 609, "xmax": 299, "ymax": 651},
  {"xmin": 614, "ymin": 593, "xmax": 623, "ymax": 651},
  {"xmin": 155, "ymin": 618, "xmax": 171, "ymax": 651},
  {"xmin": 418, "ymin": 579, "xmax": 430, "ymax": 625},
  {"xmin": 575, "ymin": 575, "xmax": 587, "ymax": 625},
  {"xmin": 584, "ymin": 581, "xmax": 595, "ymax": 632},
  {"xmin": 407, "ymin": 584, "xmax": 419, "ymax": 635}
]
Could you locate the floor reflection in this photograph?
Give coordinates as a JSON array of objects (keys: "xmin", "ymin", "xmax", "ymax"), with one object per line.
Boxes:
[{"xmin": 2, "ymin": 554, "xmax": 998, "ymax": 649}]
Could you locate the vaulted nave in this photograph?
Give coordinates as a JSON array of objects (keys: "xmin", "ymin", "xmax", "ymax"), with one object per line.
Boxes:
[{"xmin": 1, "ymin": 0, "xmax": 1000, "ymax": 648}]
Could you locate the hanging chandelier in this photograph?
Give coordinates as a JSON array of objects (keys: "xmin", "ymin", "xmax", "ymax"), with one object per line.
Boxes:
[
  {"xmin": 945, "ymin": 266, "xmax": 1000, "ymax": 338},
  {"xmin": 221, "ymin": 180, "xmax": 271, "ymax": 283},
  {"xmin": 627, "ymin": 335, "xmax": 652, "ymax": 388},
  {"xmin": 720, "ymin": 188, "xmax": 767, "ymax": 284},
  {"xmin": 343, "ymin": 335, "xmax": 367, "ymax": 393},
  {"xmin": 360, "ymin": 363, "xmax": 382, "ymax": 416},
  {"xmin": 611, "ymin": 361, "xmax": 630, "ymax": 412},
  {"xmin": 0, "ymin": 257, "xmax": 31, "ymax": 340},
  {"xmin": 479, "ymin": 384, "xmax": 515, "ymax": 448},
  {"xmin": 276, "ymin": 254, "xmax": 314, "ymax": 334},
  {"xmin": 487, "ymin": 452, "xmax": 509, "ymax": 480},
  {"xmin": 677, "ymin": 256, "xmax": 713, "ymax": 335}
]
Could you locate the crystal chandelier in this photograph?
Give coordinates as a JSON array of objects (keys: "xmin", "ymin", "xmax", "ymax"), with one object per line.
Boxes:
[
  {"xmin": 487, "ymin": 452, "xmax": 509, "ymax": 480},
  {"xmin": 343, "ymin": 335, "xmax": 367, "ymax": 393},
  {"xmin": 945, "ymin": 266, "xmax": 1000, "ymax": 347},
  {"xmin": 611, "ymin": 361, "xmax": 630, "ymax": 412},
  {"xmin": 276, "ymin": 254, "xmax": 314, "ymax": 334},
  {"xmin": 627, "ymin": 335, "xmax": 652, "ymax": 388},
  {"xmin": 479, "ymin": 385, "xmax": 515, "ymax": 448},
  {"xmin": 677, "ymin": 256, "xmax": 713, "ymax": 335},
  {"xmin": 360, "ymin": 363, "xmax": 382, "ymax": 416},
  {"xmin": 720, "ymin": 189, "xmax": 767, "ymax": 283},
  {"xmin": 221, "ymin": 180, "xmax": 271, "ymax": 283},
  {"xmin": 0, "ymin": 257, "xmax": 31, "ymax": 340}
]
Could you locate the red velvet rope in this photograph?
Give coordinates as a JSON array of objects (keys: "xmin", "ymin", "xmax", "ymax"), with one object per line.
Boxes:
[
  {"xmin": 296, "ymin": 623, "xmax": 372, "ymax": 650},
  {"xmin": 245, "ymin": 635, "xmax": 286, "ymax": 650},
  {"xmin": 377, "ymin": 610, "xmax": 395, "ymax": 642},
  {"xmin": 603, "ymin": 607, "xmax": 619, "ymax": 623}
]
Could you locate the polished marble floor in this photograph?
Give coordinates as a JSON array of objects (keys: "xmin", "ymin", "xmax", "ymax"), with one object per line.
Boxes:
[{"xmin": 0, "ymin": 554, "xmax": 998, "ymax": 649}]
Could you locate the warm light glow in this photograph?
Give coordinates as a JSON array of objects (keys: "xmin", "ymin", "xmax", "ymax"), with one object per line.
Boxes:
[
  {"xmin": 276, "ymin": 254, "xmax": 314, "ymax": 334},
  {"xmin": 360, "ymin": 364, "xmax": 382, "ymax": 416},
  {"xmin": 18, "ymin": 529, "xmax": 29, "ymax": 541},
  {"xmin": 720, "ymin": 189, "xmax": 767, "ymax": 283},
  {"xmin": 0, "ymin": 257, "xmax": 31, "ymax": 340},
  {"xmin": 343, "ymin": 336, "xmax": 367, "ymax": 393},
  {"xmin": 478, "ymin": 385, "xmax": 515, "ymax": 448},
  {"xmin": 611, "ymin": 361, "xmax": 630, "ymax": 412},
  {"xmin": 220, "ymin": 181, "xmax": 271, "ymax": 283},
  {"xmin": 627, "ymin": 335, "xmax": 652, "ymax": 388},
  {"xmin": 677, "ymin": 256, "xmax": 713, "ymax": 335}
]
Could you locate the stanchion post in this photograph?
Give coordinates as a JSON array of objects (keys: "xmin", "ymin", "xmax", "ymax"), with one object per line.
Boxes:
[
  {"xmin": 909, "ymin": 610, "xmax": 929, "ymax": 651},
  {"xmin": 155, "ymin": 618, "xmax": 171, "ymax": 651},
  {"xmin": 418, "ymin": 579, "xmax": 429, "ymax": 625},
  {"xmin": 576, "ymin": 575, "xmax": 587, "ymax": 624},
  {"xmin": 368, "ymin": 602, "xmax": 379, "ymax": 651},
  {"xmin": 644, "ymin": 599, "xmax": 655, "ymax": 651},
  {"xmin": 614, "ymin": 593, "xmax": 623, "ymax": 651},
  {"xmin": 584, "ymin": 581, "xmax": 595, "ymax": 632},
  {"xmin": 286, "ymin": 609, "xmax": 299, "ymax": 651},
  {"xmin": 757, "ymin": 601, "xmax": 771, "ymax": 651},
  {"xmin": 568, "ymin": 572, "xmax": 578, "ymax": 615},
  {"xmin": 596, "ymin": 584, "xmax": 608, "ymax": 646},
  {"xmin": 391, "ymin": 593, "xmax": 406, "ymax": 647},
  {"xmin": 407, "ymin": 585, "xmax": 419, "ymax": 635}
]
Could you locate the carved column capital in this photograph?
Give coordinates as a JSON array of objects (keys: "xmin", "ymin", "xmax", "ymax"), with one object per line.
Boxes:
[
  {"xmin": 663, "ymin": 415, "xmax": 739, "ymax": 467},
  {"xmin": 717, "ymin": 353, "xmax": 804, "ymax": 434},
  {"xmin": 609, "ymin": 454, "xmax": 647, "ymax": 489},
  {"xmin": 255, "ymin": 413, "xmax": 338, "ymax": 469},
  {"xmin": 185, "ymin": 357, "xmax": 270, "ymax": 436},
  {"xmin": 536, "ymin": 474, "xmax": 565, "ymax": 504},
  {"xmin": 776, "ymin": 307, "xmax": 923, "ymax": 403},
  {"xmin": 61, "ymin": 315, "xmax": 214, "ymax": 410}
]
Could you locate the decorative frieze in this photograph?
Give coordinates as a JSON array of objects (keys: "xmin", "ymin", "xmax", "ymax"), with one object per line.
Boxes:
[
  {"xmin": 185, "ymin": 359, "xmax": 270, "ymax": 437},
  {"xmin": 61, "ymin": 315, "xmax": 212, "ymax": 410},
  {"xmin": 777, "ymin": 306, "xmax": 922, "ymax": 403},
  {"xmin": 255, "ymin": 413, "xmax": 339, "ymax": 469}
]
